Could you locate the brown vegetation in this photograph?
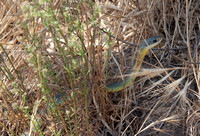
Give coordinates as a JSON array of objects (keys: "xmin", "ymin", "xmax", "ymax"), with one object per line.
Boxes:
[{"xmin": 0, "ymin": 0, "xmax": 200, "ymax": 135}]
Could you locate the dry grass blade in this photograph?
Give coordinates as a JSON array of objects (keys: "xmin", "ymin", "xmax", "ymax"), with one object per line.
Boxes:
[
  {"xmin": 139, "ymin": 71, "xmax": 174, "ymax": 95},
  {"xmin": 136, "ymin": 115, "xmax": 180, "ymax": 136},
  {"xmin": 114, "ymin": 67, "xmax": 182, "ymax": 79},
  {"xmin": 136, "ymin": 99, "xmax": 161, "ymax": 136},
  {"xmin": 29, "ymin": 99, "xmax": 42, "ymax": 136},
  {"xmin": 163, "ymin": 76, "xmax": 185, "ymax": 99},
  {"xmin": 173, "ymin": 80, "xmax": 192, "ymax": 110}
]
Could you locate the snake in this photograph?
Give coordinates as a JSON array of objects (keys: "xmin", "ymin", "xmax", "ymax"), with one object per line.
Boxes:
[
  {"xmin": 106, "ymin": 36, "xmax": 162, "ymax": 92},
  {"xmin": 21, "ymin": 36, "xmax": 162, "ymax": 135},
  {"xmin": 46, "ymin": 37, "xmax": 162, "ymax": 104}
]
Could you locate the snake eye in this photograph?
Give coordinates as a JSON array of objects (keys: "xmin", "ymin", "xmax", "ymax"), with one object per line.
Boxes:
[{"xmin": 153, "ymin": 39, "xmax": 158, "ymax": 43}]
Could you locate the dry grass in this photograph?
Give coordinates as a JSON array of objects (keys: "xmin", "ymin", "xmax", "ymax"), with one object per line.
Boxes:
[{"xmin": 0, "ymin": 0, "xmax": 200, "ymax": 135}]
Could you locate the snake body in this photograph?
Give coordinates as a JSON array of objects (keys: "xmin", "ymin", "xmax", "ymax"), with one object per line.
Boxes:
[
  {"xmin": 21, "ymin": 36, "xmax": 162, "ymax": 135},
  {"xmin": 107, "ymin": 36, "xmax": 162, "ymax": 92}
]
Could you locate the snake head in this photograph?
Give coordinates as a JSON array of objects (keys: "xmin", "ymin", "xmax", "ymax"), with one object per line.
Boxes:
[{"xmin": 141, "ymin": 36, "xmax": 162, "ymax": 50}]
